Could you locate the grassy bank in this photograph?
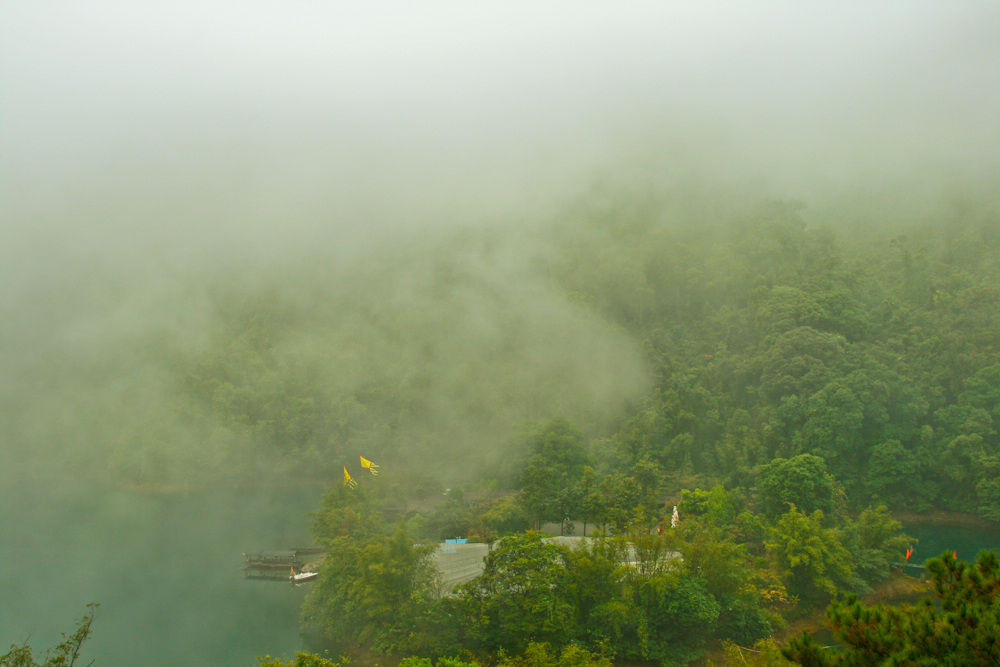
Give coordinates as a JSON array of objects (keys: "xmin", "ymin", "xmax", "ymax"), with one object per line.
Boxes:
[
  {"xmin": 894, "ymin": 509, "xmax": 1000, "ymax": 531},
  {"xmin": 692, "ymin": 570, "xmax": 933, "ymax": 666}
]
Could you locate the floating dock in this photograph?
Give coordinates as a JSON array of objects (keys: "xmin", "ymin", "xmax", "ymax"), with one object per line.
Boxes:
[{"xmin": 243, "ymin": 548, "xmax": 326, "ymax": 579}]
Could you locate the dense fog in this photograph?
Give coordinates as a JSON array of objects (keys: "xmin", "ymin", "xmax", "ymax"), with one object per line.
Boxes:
[
  {"xmin": 0, "ymin": 2, "xmax": 1000, "ymax": 482},
  {"xmin": 3, "ymin": 2, "xmax": 997, "ymax": 488},
  {"xmin": 2, "ymin": 2, "xmax": 1000, "ymax": 663}
]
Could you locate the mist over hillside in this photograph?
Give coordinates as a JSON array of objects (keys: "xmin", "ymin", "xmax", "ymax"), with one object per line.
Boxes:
[{"xmin": 2, "ymin": 2, "xmax": 998, "ymax": 490}]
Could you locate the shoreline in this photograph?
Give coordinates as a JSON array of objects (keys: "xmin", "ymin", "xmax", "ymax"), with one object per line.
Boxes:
[
  {"xmin": 692, "ymin": 570, "xmax": 933, "ymax": 666},
  {"xmin": 893, "ymin": 509, "xmax": 1000, "ymax": 532}
]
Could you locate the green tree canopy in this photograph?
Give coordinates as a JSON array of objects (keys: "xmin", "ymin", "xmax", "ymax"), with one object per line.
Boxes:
[
  {"xmin": 626, "ymin": 572, "xmax": 721, "ymax": 665},
  {"xmin": 458, "ymin": 532, "xmax": 576, "ymax": 653},
  {"xmin": 785, "ymin": 551, "xmax": 1000, "ymax": 666},
  {"xmin": 311, "ymin": 483, "xmax": 385, "ymax": 544},
  {"xmin": 756, "ymin": 454, "xmax": 835, "ymax": 519},
  {"xmin": 515, "ymin": 419, "xmax": 592, "ymax": 528},
  {"xmin": 302, "ymin": 526, "xmax": 439, "ymax": 654},
  {"xmin": 842, "ymin": 505, "xmax": 914, "ymax": 587},
  {"xmin": 765, "ymin": 505, "xmax": 854, "ymax": 605}
]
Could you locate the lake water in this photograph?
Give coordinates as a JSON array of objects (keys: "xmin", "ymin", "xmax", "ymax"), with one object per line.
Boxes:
[
  {"xmin": 903, "ymin": 520, "xmax": 1000, "ymax": 566},
  {"xmin": 6, "ymin": 485, "xmax": 1000, "ymax": 667},
  {"xmin": 0, "ymin": 483, "xmax": 327, "ymax": 667}
]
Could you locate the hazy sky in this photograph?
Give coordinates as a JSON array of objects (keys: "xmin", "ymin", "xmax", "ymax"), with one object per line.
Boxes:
[{"xmin": 3, "ymin": 1, "xmax": 998, "ymax": 232}]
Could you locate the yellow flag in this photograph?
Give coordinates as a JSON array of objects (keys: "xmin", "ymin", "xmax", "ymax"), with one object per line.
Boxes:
[
  {"xmin": 344, "ymin": 466, "xmax": 358, "ymax": 488},
  {"xmin": 360, "ymin": 455, "xmax": 379, "ymax": 476}
]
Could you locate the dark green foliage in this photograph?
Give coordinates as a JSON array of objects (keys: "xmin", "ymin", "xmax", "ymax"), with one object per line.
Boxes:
[
  {"xmin": 668, "ymin": 494, "xmax": 779, "ymax": 646},
  {"xmin": 593, "ymin": 472, "xmax": 644, "ymax": 531},
  {"xmin": 1, "ymin": 604, "xmax": 97, "ymax": 667},
  {"xmin": 24, "ymin": 184, "xmax": 1000, "ymax": 525},
  {"xmin": 757, "ymin": 327, "xmax": 846, "ymax": 404},
  {"xmin": 422, "ymin": 488, "xmax": 480, "ymax": 541},
  {"xmin": 458, "ymin": 532, "xmax": 576, "ymax": 652},
  {"xmin": 399, "ymin": 656, "xmax": 480, "ymax": 667},
  {"xmin": 303, "ymin": 516, "xmax": 440, "ymax": 654},
  {"xmin": 563, "ymin": 538, "xmax": 631, "ymax": 643},
  {"xmin": 714, "ymin": 594, "xmax": 773, "ymax": 646},
  {"xmin": 680, "ymin": 485, "xmax": 744, "ymax": 528},
  {"xmin": 569, "ymin": 528, "xmax": 738, "ymax": 665},
  {"xmin": 311, "ymin": 484, "xmax": 384, "ymax": 544},
  {"xmin": 572, "ymin": 466, "xmax": 603, "ymax": 535},
  {"xmin": 756, "ymin": 455, "xmax": 835, "ymax": 519},
  {"xmin": 626, "ymin": 572, "xmax": 721, "ymax": 665},
  {"xmin": 784, "ymin": 551, "xmax": 1000, "ymax": 666},
  {"xmin": 478, "ymin": 495, "xmax": 531, "ymax": 540},
  {"xmin": 707, "ymin": 638, "xmax": 795, "ymax": 667},
  {"xmin": 765, "ymin": 506, "xmax": 854, "ymax": 605},
  {"xmin": 842, "ymin": 505, "xmax": 914, "ymax": 587},
  {"xmin": 258, "ymin": 653, "xmax": 345, "ymax": 667},
  {"xmin": 866, "ymin": 439, "xmax": 921, "ymax": 506},
  {"xmin": 289, "ymin": 193, "xmax": 1000, "ymax": 662},
  {"xmin": 676, "ymin": 515, "xmax": 774, "ymax": 645},
  {"xmin": 496, "ymin": 642, "xmax": 614, "ymax": 667},
  {"xmin": 513, "ymin": 420, "xmax": 592, "ymax": 528},
  {"xmin": 612, "ymin": 380, "xmax": 723, "ymax": 474},
  {"xmin": 540, "ymin": 194, "xmax": 1000, "ymax": 521}
]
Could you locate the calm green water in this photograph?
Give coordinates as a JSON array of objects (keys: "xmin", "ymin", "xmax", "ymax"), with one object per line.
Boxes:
[
  {"xmin": 0, "ymin": 483, "xmax": 326, "ymax": 667},
  {"xmin": 903, "ymin": 520, "xmax": 1000, "ymax": 565},
  {"xmin": 6, "ymin": 490, "xmax": 998, "ymax": 667},
  {"xmin": 806, "ymin": 519, "xmax": 1000, "ymax": 650}
]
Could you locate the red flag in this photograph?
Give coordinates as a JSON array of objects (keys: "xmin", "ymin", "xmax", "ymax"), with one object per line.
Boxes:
[{"xmin": 953, "ymin": 550, "xmax": 958, "ymax": 560}]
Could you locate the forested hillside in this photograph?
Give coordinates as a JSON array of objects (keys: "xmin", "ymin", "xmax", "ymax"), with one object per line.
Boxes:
[
  {"xmin": 7, "ymin": 182, "xmax": 1000, "ymax": 522},
  {"xmin": 289, "ymin": 187, "xmax": 1000, "ymax": 665},
  {"xmin": 547, "ymin": 192, "xmax": 1000, "ymax": 519},
  {"xmin": 6, "ymin": 4, "xmax": 1000, "ymax": 666}
]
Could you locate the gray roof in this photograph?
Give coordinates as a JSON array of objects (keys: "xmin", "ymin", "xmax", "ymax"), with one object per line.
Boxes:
[{"xmin": 431, "ymin": 536, "xmax": 681, "ymax": 594}]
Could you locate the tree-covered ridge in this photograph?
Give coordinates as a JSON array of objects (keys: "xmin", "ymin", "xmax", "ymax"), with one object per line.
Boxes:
[
  {"xmin": 171, "ymin": 190, "xmax": 1000, "ymax": 521},
  {"xmin": 44, "ymin": 224, "xmax": 649, "ymax": 487},
  {"xmin": 538, "ymin": 194, "xmax": 1000, "ymax": 519},
  {"xmin": 9, "ymin": 185, "xmax": 1000, "ymax": 523}
]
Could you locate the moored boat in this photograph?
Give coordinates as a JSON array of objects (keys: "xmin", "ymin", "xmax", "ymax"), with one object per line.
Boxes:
[{"xmin": 290, "ymin": 569, "xmax": 318, "ymax": 583}]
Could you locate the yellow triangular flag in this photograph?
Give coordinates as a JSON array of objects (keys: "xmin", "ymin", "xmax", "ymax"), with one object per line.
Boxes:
[{"xmin": 360, "ymin": 455, "xmax": 379, "ymax": 476}]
